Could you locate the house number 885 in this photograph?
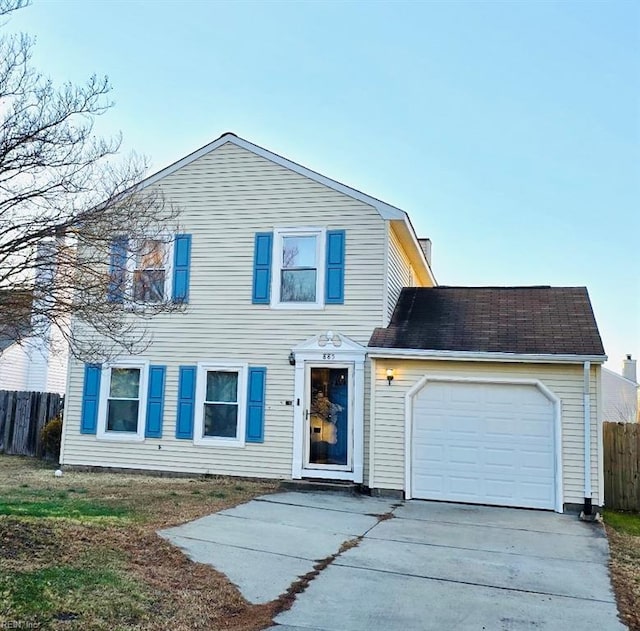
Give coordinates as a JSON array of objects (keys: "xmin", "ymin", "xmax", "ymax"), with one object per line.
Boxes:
[{"xmin": 322, "ymin": 353, "xmax": 336, "ymax": 360}]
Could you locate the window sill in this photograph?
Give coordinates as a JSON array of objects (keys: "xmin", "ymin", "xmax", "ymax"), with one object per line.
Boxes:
[
  {"xmin": 96, "ymin": 432, "xmax": 145, "ymax": 443},
  {"xmin": 270, "ymin": 302, "xmax": 325, "ymax": 310},
  {"xmin": 193, "ymin": 437, "xmax": 246, "ymax": 448}
]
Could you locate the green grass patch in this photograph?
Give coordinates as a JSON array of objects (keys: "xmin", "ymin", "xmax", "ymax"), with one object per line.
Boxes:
[
  {"xmin": 604, "ymin": 509, "xmax": 640, "ymax": 536},
  {"xmin": 0, "ymin": 565, "xmax": 150, "ymax": 624},
  {"xmin": 0, "ymin": 498, "xmax": 131, "ymax": 519}
]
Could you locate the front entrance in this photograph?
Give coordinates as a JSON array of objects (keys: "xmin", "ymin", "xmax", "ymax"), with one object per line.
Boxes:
[
  {"xmin": 291, "ymin": 331, "xmax": 366, "ymax": 483},
  {"xmin": 305, "ymin": 365, "xmax": 351, "ymax": 470}
]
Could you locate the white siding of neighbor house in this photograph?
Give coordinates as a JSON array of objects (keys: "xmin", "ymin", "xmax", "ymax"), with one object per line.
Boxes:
[
  {"xmin": 0, "ymin": 343, "xmax": 30, "ymax": 391},
  {"xmin": 386, "ymin": 225, "xmax": 416, "ymax": 324},
  {"xmin": 369, "ymin": 359, "xmax": 601, "ymax": 508},
  {"xmin": 44, "ymin": 325, "xmax": 69, "ymax": 395},
  {"xmin": 0, "ymin": 335, "xmax": 67, "ymax": 395},
  {"xmin": 61, "ymin": 142, "xmax": 389, "ymax": 482},
  {"xmin": 602, "ymin": 368, "xmax": 638, "ymax": 423}
]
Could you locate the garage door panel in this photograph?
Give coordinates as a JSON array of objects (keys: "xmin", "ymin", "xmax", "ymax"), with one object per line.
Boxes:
[
  {"xmin": 412, "ymin": 381, "xmax": 556, "ymax": 510},
  {"xmin": 414, "ymin": 473, "xmax": 445, "ymax": 494},
  {"xmin": 484, "ymin": 447, "xmax": 517, "ymax": 467},
  {"xmin": 449, "ymin": 448, "xmax": 479, "ymax": 465},
  {"xmin": 449, "ymin": 476, "xmax": 481, "ymax": 496}
]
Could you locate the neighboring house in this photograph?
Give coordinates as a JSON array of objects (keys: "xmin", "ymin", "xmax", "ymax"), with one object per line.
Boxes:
[
  {"xmin": 0, "ymin": 334, "xmax": 67, "ymax": 395},
  {"xmin": 59, "ymin": 133, "xmax": 607, "ymax": 513},
  {"xmin": 0, "ymin": 277, "xmax": 68, "ymax": 396},
  {"xmin": 602, "ymin": 355, "xmax": 638, "ymax": 423}
]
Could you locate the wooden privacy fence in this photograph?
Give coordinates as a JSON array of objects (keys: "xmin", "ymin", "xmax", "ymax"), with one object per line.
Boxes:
[
  {"xmin": 604, "ymin": 421, "xmax": 640, "ymax": 511},
  {"xmin": 0, "ymin": 390, "xmax": 63, "ymax": 457}
]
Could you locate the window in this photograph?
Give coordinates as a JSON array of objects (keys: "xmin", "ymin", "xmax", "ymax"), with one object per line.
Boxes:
[
  {"xmin": 109, "ymin": 236, "xmax": 173, "ymax": 304},
  {"xmin": 204, "ymin": 371, "xmax": 238, "ymax": 437},
  {"xmin": 272, "ymin": 228, "xmax": 325, "ymax": 309},
  {"xmin": 97, "ymin": 360, "xmax": 148, "ymax": 441},
  {"xmin": 194, "ymin": 363, "xmax": 247, "ymax": 446},
  {"xmin": 133, "ymin": 239, "xmax": 166, "ymax": 302}
]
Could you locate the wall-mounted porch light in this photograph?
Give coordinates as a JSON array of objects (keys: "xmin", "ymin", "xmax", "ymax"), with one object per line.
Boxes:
[
  {"xmin": 288, "ymin": 351, "xmax": 296, "ymax": 366},
  {"xmin": 386, "ymin": 368, "xmax": 394, "ymax": 385}
]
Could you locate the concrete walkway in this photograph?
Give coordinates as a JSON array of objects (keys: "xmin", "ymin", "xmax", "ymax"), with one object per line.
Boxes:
[{"xmin": 159, "ymin": 493, "xmax": 626, "ymax": 631}]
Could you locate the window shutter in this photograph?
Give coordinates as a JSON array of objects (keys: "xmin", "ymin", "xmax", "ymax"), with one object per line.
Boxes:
[
  {"xmin": 108, "ymin": 237, "xmax": 128, "ymax": 303},
  {"xmin": 173, "ymin": 234, "xmax": 192, "ymax": 303},
  {"xmin": 325, "ymin": 230, "xmax": 345, "ymax": 304},
  {"xmin": 246, "ymin": 367, "xmax": 266, "ymax": 443},
  {"xmin": 252, "ymin": 232, "xmax": 273, "ymax": 304},
  {"xmin": 176, "ymin": 365, "xmax": 196, "ymax": 439},
  {"xmin": 145, "ymin": 365, "xmax": 166, "ymax": 438},
  {"xmin": 80, "ymin": 364, "xmax": 102, "ymax": 434}
]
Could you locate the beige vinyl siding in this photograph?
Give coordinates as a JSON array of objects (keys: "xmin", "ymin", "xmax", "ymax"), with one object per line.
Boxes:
[
  {"xmin": 370, "ymin": 359, "xmax": 601, "ymax": 507},
  {"xmin": 62, "ymin": 142, "xmax": 386, "ymax": 483},
  {"xmin": 385, "ymin": 224, "xmax": 415, "ymax": 323}
]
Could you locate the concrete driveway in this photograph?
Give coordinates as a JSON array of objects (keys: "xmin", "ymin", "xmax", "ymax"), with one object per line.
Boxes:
[{"xmin": 159, "ymin": 492, "xmax": 625, "ymax": 631}]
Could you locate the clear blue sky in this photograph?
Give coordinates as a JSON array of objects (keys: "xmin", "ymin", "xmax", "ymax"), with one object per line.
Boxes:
[{"xmin": 9, "ymin": 0, "xmax": 639, "ymax": 374}]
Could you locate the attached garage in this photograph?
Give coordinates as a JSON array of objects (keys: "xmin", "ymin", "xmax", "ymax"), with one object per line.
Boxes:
[
  {"xmin": 409, "ymin": 378, "xmax": 559, "ymax": 511},
  {"xmin": 367, "ymin": 286, "xmax": 607, "ymax": 513}
]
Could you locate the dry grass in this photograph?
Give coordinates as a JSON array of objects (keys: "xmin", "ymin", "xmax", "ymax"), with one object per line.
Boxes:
[
  {"xmin": 0, "ymin": 455, "xmax": 281, "ymax": 630},
  {"xmin": 605, "ymin": 511, "xmax": 640, "ymax": 631}
]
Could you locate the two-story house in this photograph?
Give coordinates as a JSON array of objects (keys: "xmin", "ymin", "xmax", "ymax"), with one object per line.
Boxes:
[{"xmin": 60, "ymin": 133, "xmax": 607, "ymax": 514}]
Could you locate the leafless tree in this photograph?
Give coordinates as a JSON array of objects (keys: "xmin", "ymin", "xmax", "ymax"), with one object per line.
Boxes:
[{"xmin": 0, "ymin": 0, "xmax": 183, "ymax": 362}]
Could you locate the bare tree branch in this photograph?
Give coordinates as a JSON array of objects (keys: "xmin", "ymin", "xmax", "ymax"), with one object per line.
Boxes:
[{"xmin": 0, "ymin": 4, "xmax": 183, "ymax": 362}]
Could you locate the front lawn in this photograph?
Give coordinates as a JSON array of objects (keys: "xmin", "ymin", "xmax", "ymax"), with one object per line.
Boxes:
[
  {"xmin": 604, "ymin": 509, "xmax": 640, "ymax": 631},
  {"xmin": 0, "ymin": 455, "xmax": 279, "ymax": 630}
]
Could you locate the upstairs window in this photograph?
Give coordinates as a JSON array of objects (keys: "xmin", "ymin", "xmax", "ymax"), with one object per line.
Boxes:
[
  {"xmin": 281, "ymin": 235, "xmax": 317, "ymax": 302},
  {"xmin": 133, "ymin": 239, "xmax": 166, "ymax": 303},
  {"xmin": 109, "ymin": 235, "xmax": 187, "ymax": 304},
  {"xmin": 272, "ymin": 228, "xmax": 325, "ymax": 309}
]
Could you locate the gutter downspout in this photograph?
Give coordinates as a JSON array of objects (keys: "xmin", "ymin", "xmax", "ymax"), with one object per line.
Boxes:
[{"xmin": 583, "ymin": 361, "xmax": 592, "ymax": 515}]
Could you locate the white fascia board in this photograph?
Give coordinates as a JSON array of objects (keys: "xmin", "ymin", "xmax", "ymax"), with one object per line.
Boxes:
[
  {"xmin": 367, "ymin": 347, "xmax": 608, "ymax": 364},
  {"xmin": 134, "ymin": 133, "xmax": 407, "ymax": 221}
]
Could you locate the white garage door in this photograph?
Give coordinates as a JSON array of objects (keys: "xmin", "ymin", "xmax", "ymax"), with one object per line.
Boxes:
[{"xmin": 411, "ymin": 380, "xmax": 556, "ymax": 510}]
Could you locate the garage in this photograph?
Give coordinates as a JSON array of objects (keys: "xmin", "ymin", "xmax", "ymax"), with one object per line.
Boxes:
[
  {"xmin": 410, "ymin": 379, "xmax": 558, "ymax": 510},
  {"xmin": 368, "ymin": 286, "xmax": 608, "ymax": 513}
]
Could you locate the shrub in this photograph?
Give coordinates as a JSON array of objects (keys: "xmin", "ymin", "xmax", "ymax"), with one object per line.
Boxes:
[{"xmin": 41, "ymin": 416, "xmax": 63, "ymax": 461}]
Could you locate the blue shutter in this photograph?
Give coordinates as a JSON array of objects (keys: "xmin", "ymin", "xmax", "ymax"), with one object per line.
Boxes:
[
  {"xmin": 246, "ymin": 367, "xmax": 266, "ymax": 443},
  {"xmin": 108, "ymin": 237, "xmax": 128, "ymax": 303},
  {"xmin": 176, "ymin": 365, "xmax": 196, "ymax": 439},
  {"xmin": 145, "ymin": 365, "xmax": 166, "ymax": 438},
  {"xmin": 80, "ymin": 364, "xmax": 102, "ymax": 434},
  {"xmin": 173, "ymin": 234, "xmax": 192, "ymax": 303},
  {"xmin": 325, "ymin": 230, "xmax": 345, "ymax": 304},
  {"xmin": 252, "ymin": 232, "xmax": 273, "ymax": 304}
]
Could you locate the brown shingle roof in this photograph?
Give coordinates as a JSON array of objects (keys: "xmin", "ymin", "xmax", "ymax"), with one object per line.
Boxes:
[{"xmin": 369, "ymin": 286, "xmax": 605, "ymax": 356}]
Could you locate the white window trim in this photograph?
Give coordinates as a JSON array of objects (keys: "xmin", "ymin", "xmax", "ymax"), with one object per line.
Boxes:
[
  {"xmin": 97, "ymin": 359, "xmax": 149, "ymax": 442},
  {"xmin": 125, "ymin": 234, "xmax": 174, "ymax": 303},
  {"xmin": 194, "ymin": 362, "xmax": 248, "ymax": 447},
  {"xmin": 270, "ymin": 227, "xmax": 326, "ymax": 310}
]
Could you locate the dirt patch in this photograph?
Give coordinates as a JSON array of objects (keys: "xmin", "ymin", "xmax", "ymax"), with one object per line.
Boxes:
[{"xmin": 606, "ymin": 526, "xmax": 640, "ymax": 631}]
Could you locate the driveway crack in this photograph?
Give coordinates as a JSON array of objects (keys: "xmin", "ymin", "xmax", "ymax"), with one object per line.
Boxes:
[{"xmin": 271, "ymin": 501, "xmax": 403, "ymax": 616}]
